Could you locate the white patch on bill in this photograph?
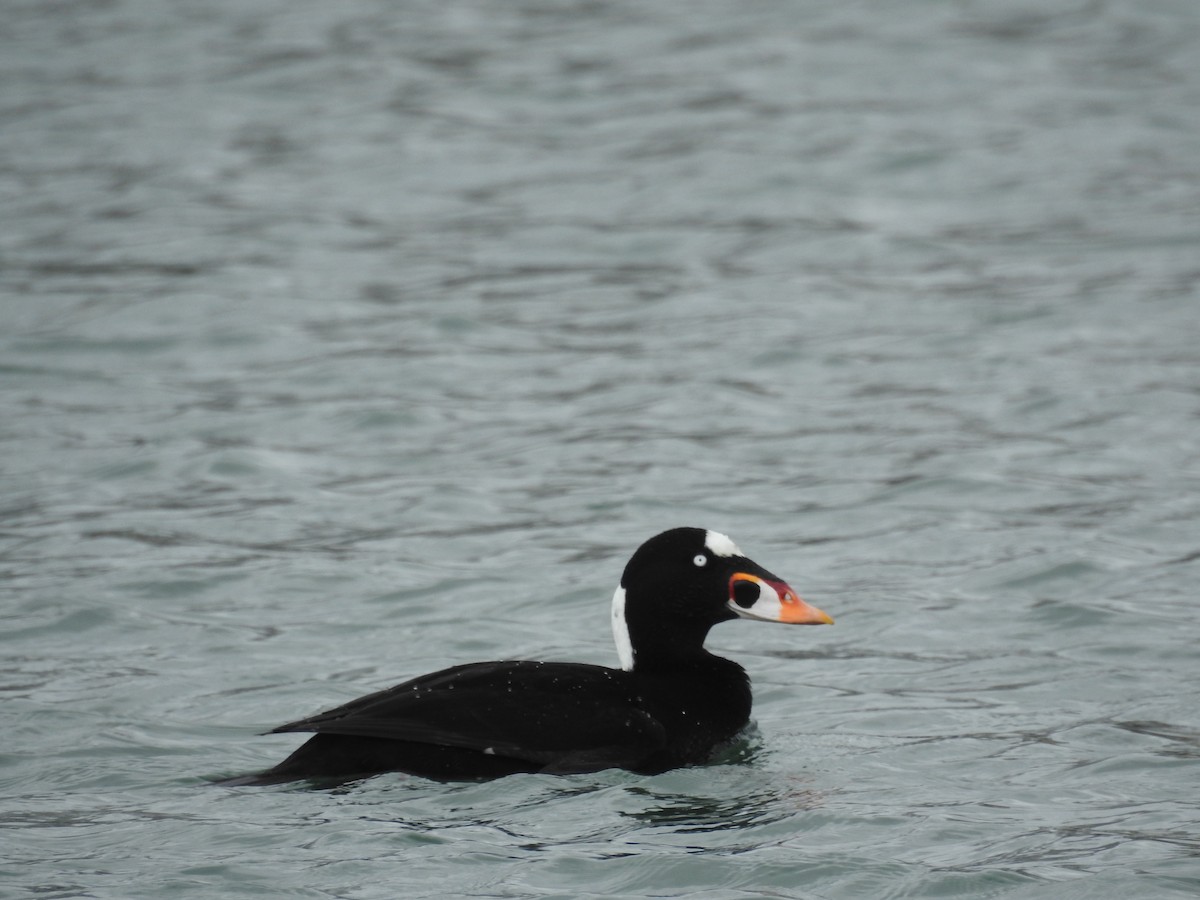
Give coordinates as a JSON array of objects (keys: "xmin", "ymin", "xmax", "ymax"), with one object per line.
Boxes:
[
  {"xmin": 704, "ymin": 530, "xmax": 742, "ymax": 558},
  {"xmin": 611, "ymin": 585, "xmax": 634, "ymax": 671}
]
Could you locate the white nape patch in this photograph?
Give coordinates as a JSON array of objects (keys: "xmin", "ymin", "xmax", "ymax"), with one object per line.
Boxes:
[
  {"xmin": 704, "ymin": 530, "xmax": 742, "ymax": 558},
  {"xmin": 611, "ymin": 586, "xmax": 634, "ymax": 671}
]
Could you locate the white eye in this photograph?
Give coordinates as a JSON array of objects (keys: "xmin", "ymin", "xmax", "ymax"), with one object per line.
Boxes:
[{"xmin": 693, "ymin": 554, "xmax": 707, "ymax": 567}]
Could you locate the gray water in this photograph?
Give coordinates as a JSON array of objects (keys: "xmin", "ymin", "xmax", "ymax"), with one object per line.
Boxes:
[{"xmin": 3, "ymin": 1, "xmax": 1199, "ymax": 897}]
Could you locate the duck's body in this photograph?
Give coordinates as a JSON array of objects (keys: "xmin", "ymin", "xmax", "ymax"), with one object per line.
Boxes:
[{"xmin": 229, "ymin": 528, "xmax": 832, "ymax": 785}]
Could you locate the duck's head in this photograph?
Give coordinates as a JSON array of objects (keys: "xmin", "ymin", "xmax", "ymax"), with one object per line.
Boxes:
[{"xmin": 611, "ymin": 527, "xmax": 833, "ymax": 671}]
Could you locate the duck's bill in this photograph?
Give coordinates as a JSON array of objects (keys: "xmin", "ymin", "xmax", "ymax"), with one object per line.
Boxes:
[{"xmin": 727, "ymin": 572, "xmax": 834, "ymax": 625}]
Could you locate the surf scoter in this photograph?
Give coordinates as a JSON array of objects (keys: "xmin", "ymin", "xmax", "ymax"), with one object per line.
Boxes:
[{"xmin": 229, "ymin": 527, "xmax": 833, "ymax": 785}]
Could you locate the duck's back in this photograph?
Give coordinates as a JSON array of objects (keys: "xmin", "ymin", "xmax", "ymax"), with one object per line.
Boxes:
[
  {"xmin": 239, "ymin": 655, "xmax": 752, "ymax": 784},
  {"xmin": 246, "ymin": 660, "xmax": 661, "ymax": 782}
]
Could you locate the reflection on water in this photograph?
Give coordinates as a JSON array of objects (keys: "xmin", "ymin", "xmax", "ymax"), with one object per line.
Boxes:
[{"xmin": 625, "ymin": 779, "xmax": 828, "ymax": 837}]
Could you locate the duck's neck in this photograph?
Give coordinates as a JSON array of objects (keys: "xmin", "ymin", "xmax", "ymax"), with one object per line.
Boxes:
[
  {"xmin": 612, "ymin": 583, "xmax": 736, "ymax": 673},
  {"xmin": 632, "ymin": 645, "xmax": 745, "ymax": 680}
]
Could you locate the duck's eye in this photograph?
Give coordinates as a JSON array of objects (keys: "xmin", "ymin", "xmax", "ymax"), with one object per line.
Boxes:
[{"xmin": 693, "ymin": 554, "xmax": 707, "ymax": 567}]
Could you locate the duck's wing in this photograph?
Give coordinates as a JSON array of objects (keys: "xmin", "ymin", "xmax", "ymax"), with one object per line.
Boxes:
[{"xmin": 268, "ymin": 660, "xmax": 666, "ymax": 773}]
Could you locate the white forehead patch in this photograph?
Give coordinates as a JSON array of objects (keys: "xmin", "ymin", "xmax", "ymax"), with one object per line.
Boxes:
[{"xmin": 704, "ymin": 530, "xmax": 742, "ymax": 558}]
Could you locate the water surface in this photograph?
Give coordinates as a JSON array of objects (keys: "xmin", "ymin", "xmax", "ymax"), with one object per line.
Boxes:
[{"xmin": 3, "ymin": 1, "xmax": 1199, "ymax": 898}]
